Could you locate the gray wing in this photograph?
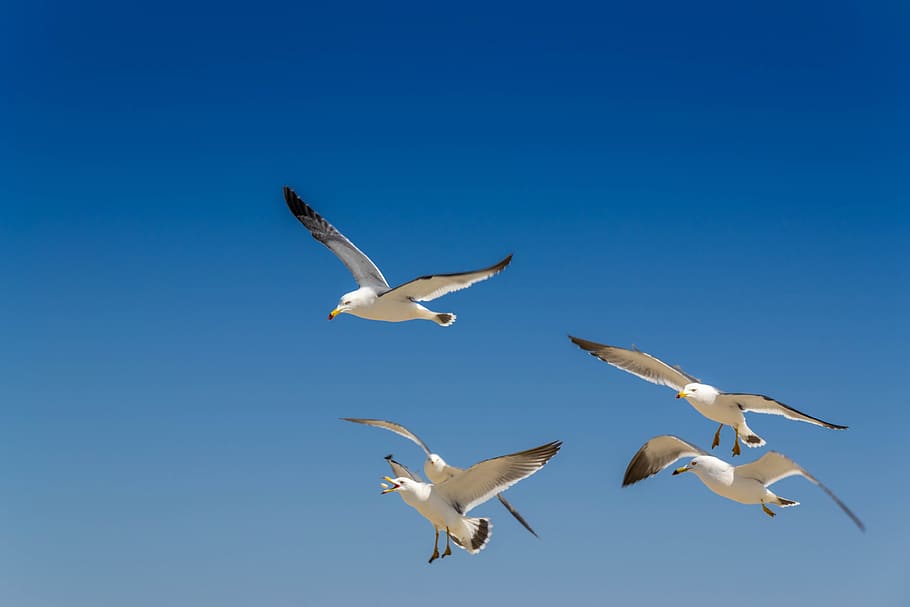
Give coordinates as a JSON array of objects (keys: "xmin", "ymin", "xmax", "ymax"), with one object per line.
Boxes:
[
  {"xmin": 379, "ymin": 254, "xmax": 512, "ymax": 302},
  {"xmin": 385, "ymin": 454, "xmax": 424, "ymax": 482},
  {"xmin": 736, "ymin": 452, "xmax": 864, "ymax": 531},
  {"xmin": 722, "ymin": 393, "xmax": 847, "ymax": 430},
  {"xmin": 569, "ymin": 336, "xmax": 700, "ymax": 392},
  {"xmin": 283, "ymin": 186, "xmax": 389, "ymax": 288},
  {"xmin": 435, "ymin": 441, "xmax": 561, "ymax": 515},
  {"xmin": 622, "ymin": 435, "xmax": 707, "ymax": 486},
  {"xmin": 496, "ymin": 494, "xmax": 539, "ymax": 538},
  {"xmin": 341, "ymin": 418, "xmax": 432, "ymax": 456}
]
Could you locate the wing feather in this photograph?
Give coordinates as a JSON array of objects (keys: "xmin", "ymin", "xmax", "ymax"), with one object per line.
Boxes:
[
  {"xmin": 379, "ymin": 254, "xmax": 512, "ymax": 302},
  {"xmin": 435, "ymin": 441, "xmax": 561, "ymax": 515},
  {"xmin": 341, "ymin": 418, "xmax": 432, "ymax": 456},
  {"xmin": 622, "ymin": 435, "xmax": 707, "ymax": 486},
  {"xmin": 736, "ymin": 452, "xmax": 864, "ymax": 531},
  {"xmin": 723, "ymin": 393, "xmax": 847, "ymax": 429},
  {"xmin": 569, "ymin": 336, "xmax": 700, "ymax": 392},
  {"xmin": 283, "ymin": 186, "xmax": 389, "ymax": 288},
  {"xmin": 385, "ymin": 454, "xmax": 424, "ymax": 482}
]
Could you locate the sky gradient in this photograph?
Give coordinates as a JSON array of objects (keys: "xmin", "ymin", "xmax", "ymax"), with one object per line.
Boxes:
[{"xmin": 3, "ymin": 1, "xmax": 909, "ymax": 606}]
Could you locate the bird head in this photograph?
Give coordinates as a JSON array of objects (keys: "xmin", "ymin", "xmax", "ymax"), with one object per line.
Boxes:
[
  {"xmin": 380, "ymin": 476, "xmax": 412, "ymax": 495},
  {"xmin": 425, "ymin": 454, "xmax": 447, "ymax": 476},
  {"xmin": 672, "ymin": 456, "xmax": 702, "ymax": 476},
  {"xmin": 329, "ymin": 288, "xmax": 374, "ymax": 320},
  {"xmin": 676, "ymin": 382, "xmax": 718, "ymax": 404}
]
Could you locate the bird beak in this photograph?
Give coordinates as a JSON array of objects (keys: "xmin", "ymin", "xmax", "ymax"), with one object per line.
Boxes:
[
  {"xmin": 380, "ymin": 476, "xmax": 400, "ymax": 494},
  {"xmin": 672, "ymin": 466, "xmax": 689, "ymax": 476},
  {"xmin": 328, "ymin": 307, "xmax": 342, "ymax": 320},
  {"xmin": 676, "ymin": 391, "xmax": 687, "ymax": 399}
]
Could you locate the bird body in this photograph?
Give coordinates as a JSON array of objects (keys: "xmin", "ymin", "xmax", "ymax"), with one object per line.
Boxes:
[
  {"xmin": 622, "ymin": 435, "xmax": 863, "ymax": 530},
  {"xmin": 381, "ymin": 440, "xmax": 562, "ymax": 562},
  {"xmin": 283, "ymin": 186, "xmax": 511, "ymax": 326}
]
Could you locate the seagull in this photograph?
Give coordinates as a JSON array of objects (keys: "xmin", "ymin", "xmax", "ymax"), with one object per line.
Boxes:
[
  {"xmin": 342, "ymin": 417, "xmax": 540, "ymax": 537},
  {"xmin": 380, "ymin": 441, "xmax": 561, "ymax": 563},
  {"xmin": 622, "ymin": 435, "xmax": 864, "ymax": 530},
  {"xmin": 283, "ymin": 186, "xmax": 512, "ymax": 326},
  {"xmin": 569, "ymin": 335, "xmax": 847, "ymax": 456}
]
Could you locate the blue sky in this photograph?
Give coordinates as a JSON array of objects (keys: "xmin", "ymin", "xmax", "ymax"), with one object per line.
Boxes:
[{"xmin": 2, "ymin": 1, "xmax": 908, "ymax": 605}]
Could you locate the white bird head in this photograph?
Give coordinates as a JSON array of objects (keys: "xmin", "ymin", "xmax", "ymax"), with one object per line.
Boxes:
[
  {"xmin": 675, "ymin": 382, "xmax": 719, "ymax": 405},
  {"xmin": 425, "ymin": 453, "xmax": 448, "ymax": 476},
  {"xmin": 672, "ymin": 455, "xmax": 726, "ymax": 478},
  {"xmin": 328, "ymin": 287, "xmax": 376, "ymax": 320},
  {"xmin": 380, "ymin": 476, "xmax": 423, "ymax": 497}
]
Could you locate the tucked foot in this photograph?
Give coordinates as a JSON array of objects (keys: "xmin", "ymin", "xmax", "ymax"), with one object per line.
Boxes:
[
  {"xmin": 762, "ymin": 503, "xmax": 776, "ymax": 518},
  {"xmin": 428, "ymin": 547, "xmax": 440, "ymax": 563},
  {"xmin": 711, "ymin": 424, "xmax": 723, "ymax": 450},
  {"xmin": 732, "ymin": 429, "xmax": 742, "ymax": 457}
]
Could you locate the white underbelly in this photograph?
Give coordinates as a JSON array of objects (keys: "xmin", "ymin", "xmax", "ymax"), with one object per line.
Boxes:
[
  {"xmin": 687, "ymin": 399, "xmax": 742, "ymax": 426},
  {"xmin": 352, "ymin": 297, "xmax": 424, "ymax": 322},
  {"xmin": 703, "ymin": 476, "xmax": 767, "ymax": 505}
]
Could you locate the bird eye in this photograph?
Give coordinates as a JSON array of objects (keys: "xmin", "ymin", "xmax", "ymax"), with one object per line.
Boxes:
[{"xmin": 691, "ymin": 461, "xmax": 697, "ymax": 466}]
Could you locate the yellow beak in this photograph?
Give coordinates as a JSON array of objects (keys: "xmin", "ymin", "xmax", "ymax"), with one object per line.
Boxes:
[
  {"xmin": 328, "ymin": 307, "xmax": 342, "ymax": 320},
  {"xmin": 672, "ymin": 466, "xmax": 689, "ymax": 475},
  {"xmin": 380, "ymin": 476, "xmax": 399, "ymax": 494},
  {"xmin": 676, "ymin": 391, "xmax": 687, "ymax": 399}
]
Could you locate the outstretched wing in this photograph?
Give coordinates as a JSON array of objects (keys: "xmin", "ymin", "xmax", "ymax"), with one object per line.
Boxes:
[
  {"xmin": 435, "ymin": 441, "xmax": 561, "ymax": 515},
  {"xmin": 496, "ymin": 494, "xmax": 539, "ymax": 538},
  {"xmin": 569, "ymin": 336, "xmax": 700, "ymax": 392},
  {"xmin": 622, "ymin": 435, "xmax": 707, "ymax": 486},
  {"xmin": 385, "ymin": 454, "xmax": 424, "ymax": 482},
  {"xmin": 379, "ymin": 254, "xmax": 512, "ymax": 302},
  {"xmin": 722, "ymin": 393, "xmax": 847, "ymax": 430},
  {"xmin": 283, "ymin": 186, "xmax": 389, "ymax": 288},
  {"xmin": 736, "ymin": 452, "xmax": 864, "ymax": 531},
  {"xmin": 341, "ymin": 418, "xmax": 432, "ymax": 456}
]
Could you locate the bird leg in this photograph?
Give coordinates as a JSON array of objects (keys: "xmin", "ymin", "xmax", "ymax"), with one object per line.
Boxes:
[
  {"xmin": 441, "ymin": 527, "xmax": 453, "ymax": 558},
  {"xmin": 428, "ymin": 528, "xmax": 441, "ymax": 563},
  {"xmin": 711, "ymin": 424, "xmax": 723, "ymax": 450},
  {"xmin": 732, "ymin": 428, "xmax": 742, "ymax": 457},
  {"xmin": 762, "ymin": 503, "xmax": 776, "ymax": 518}
]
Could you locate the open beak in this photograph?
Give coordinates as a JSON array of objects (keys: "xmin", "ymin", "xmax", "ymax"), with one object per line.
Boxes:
[
  {"xmin": 328, "ymin": 307, "xmax": 342, "ymax": 320},
  {"xmin": 676, "ymin": 391, "xmax": 687, "ymax": 399},
  {"xmin": 380, "ymin": 476, "xmax": 400, "ymax": 494},
  {"xmin": 672, "ymin": 466, "xmax": 689, "ymax": 476}
]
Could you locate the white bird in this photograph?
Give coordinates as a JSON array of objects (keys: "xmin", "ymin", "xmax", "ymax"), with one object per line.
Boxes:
[
  {"xmin": 569, "ymin": 335, "xmax": 847, "ymax": 456},
  {"xmin": 342, "ymin": 417, "xmax": 540, "ymax": 536},
  {"xmin": 622, "ymin": 435, "xmax": 864, "ymax": 530},
  {"xmin": 379, "ymin": 440, "xmax": 561, "ymax": 562},
  {"xmin": 284, "ymin": 186, "xmax": 512, "ymax": 326}
]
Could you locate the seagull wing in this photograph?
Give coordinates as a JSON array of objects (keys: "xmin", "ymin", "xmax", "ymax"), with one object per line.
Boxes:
[
  {"xmin": 736, "ymin": 451, "xmax": 864, "ymax": 531},
  {"xmin": 569, "ymin": 336, "xmax": 700, "ymax": 392},
  {"xmin": 341, "ymin": 418, "xmax": 432, "ymax": 456},
  {"xmin": 385, "ymin": 454, "xmax": 424, "ymax": 482},
  {"xmin": 378, "ymin": 254, "xmax": 512, "ymax": 302},
  {"xmin": 622, "ymin": 435, "xmax": 708, "ymax": 486},
  {"xmin": 435, "ymin": 441, "xmax": 561, "ymax": 515},
  {"xmin": 283, "ymin": 186, "xmax": 389, "ymax": 288},
  {"xmin": 721, "ymin": 393, "xmax": 847, "ymax": 430}
]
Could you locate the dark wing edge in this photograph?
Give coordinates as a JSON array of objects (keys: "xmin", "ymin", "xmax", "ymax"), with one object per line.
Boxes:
[{"xmin": 726, "ymin": 393, "xmax": 848, "ymax": 429}]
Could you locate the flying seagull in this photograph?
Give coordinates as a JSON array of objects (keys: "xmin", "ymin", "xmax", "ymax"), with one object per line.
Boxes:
[
  {"xmin": 568, "ymin": 336, "xmax": 847, "ymax": 456},
  {"xmin": 283, "ymin": 186, "xmax": 512, "ymax": 326},
  {"xmin": 622, "ymin": 435, "xmax": 864, "ymax": 530},
  {"xmin": 342, "ymin": 417, "xmax": 540, "ymax": 537},
  {"xmin": 380, "ymin": 441, "xmax": 561, "ymax": 562}
]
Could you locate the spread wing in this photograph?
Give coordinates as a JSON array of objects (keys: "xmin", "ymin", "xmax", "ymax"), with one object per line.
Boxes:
[
  {"xmin": 385, "ymin": 454, "xmax": 424, "ymax": 482},
  {"xmin": 622, "ymin": 435, "xmax": 707, "ymax": 486},
  {"xmin": 379, "ymin": 254, "xmax": 512, "ymax": 302},
  {"xmin": 435, "ymin": 441, "xmax": 561, "ymax": 515},
  {"xmin": 283, "ymin": 186, "xmax": 389, "ymax": 288},
  {"xmin": 569, "ymin": 336, "xmax": 700, "ymax": 392},
  {"xmin": 496, "ymin": 494, "xmax": 539, "ymax": 538},
  {"xmin": 722, "ymin": 393, "xmax": 847, "ymax": 430},
  {"xmin": 736, "ymin": 452, "xmax": 864, "ymax": 531},
  {"xmin": 341, "ymin": 418, "xmax": 432, "ymax": 456}
]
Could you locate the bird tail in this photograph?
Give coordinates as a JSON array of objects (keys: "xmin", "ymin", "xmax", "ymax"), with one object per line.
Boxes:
[
  {"xmin": 434, "ymin": 313, "xmax": 456, "ymax": 326},
  {"xmin": 776, "ymin": 497, "xmax": 800, "ymax": 508},
  {"xmin": 738, "ymin": 422, "xmax": 765, "ymax": 448},
  {"xmin": 450, "ymin": 517, "xmax": 492, "ymax": 554}
]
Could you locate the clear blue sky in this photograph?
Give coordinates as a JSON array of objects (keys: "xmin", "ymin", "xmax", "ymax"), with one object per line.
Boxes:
[{"xmin": 3, "ymin": 1, "xmax": 908, "ymax": 605}]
